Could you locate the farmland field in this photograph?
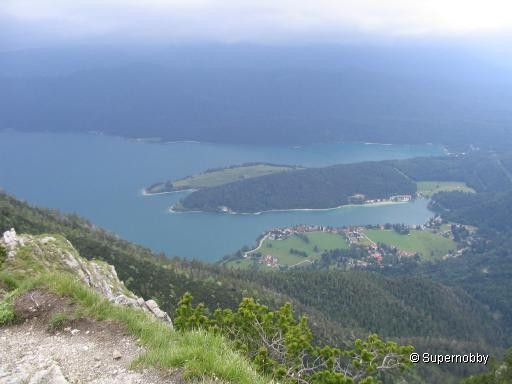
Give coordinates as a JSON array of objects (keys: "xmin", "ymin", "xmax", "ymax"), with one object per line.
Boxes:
[
  {"xmin": 363, "ymin": 229, "xmax": 457, "ymax": 260},
  {"xmin": 227, "ymin": 231, "xmax": 349, "ymax": 269},
  {"xmin": 416, "ymin": 181, "xmax": 475, "ymax": 198},
  {"xmin": 146, "ymin": 163, "xmax": 300, "ymax": 193}
]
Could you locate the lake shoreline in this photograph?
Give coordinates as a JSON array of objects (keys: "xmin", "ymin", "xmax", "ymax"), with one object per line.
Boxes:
[
  {"xmin": 0, "ymin": 129, "xmax": 438, "ymax": 260},
  {"xmin": 141, "ymin": 188, "xmax": 197, "ymax": 196},
  {"xmin": 169, "ymin": 200, "xmax": 412, "ymax": 215}
]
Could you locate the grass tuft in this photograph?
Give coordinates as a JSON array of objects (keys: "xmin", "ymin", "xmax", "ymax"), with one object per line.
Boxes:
[
  {"xmin": 0, "ymin": 300, "xmax": 15, "ymax": 325},
  {"xmin": 48, "ymin": 312, "xmax": 71, "ymax": 331},
  {"xmin": 0, "ymin": 288, "xmax": 18, "ymax": 326}
]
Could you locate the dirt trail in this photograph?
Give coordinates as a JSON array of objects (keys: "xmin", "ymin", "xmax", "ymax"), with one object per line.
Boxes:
[{"xmin": 0, "ymin": 318, "xmax": 179, "ymax": 384}]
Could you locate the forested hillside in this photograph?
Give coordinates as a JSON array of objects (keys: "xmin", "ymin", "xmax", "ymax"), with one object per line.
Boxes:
[
  {"xmin": 390, "ymin": 154, "xmax": 512, "ymax": 193},
  {"xmin": 229, "ymin": 269, "xmax": 503, "ymax": 344},
  {"xmin": 382, "ymin": 190, "xmax": 512, "ymax": 341}
]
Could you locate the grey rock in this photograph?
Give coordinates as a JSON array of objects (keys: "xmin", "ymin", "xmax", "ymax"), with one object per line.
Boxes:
[
  {"xmin": 144, "ymin": 300, "xmax": 173, "ymax": 327},
  {"xmin": 28, "ymin": 364, "xmax": 69, "ymax": 384}
]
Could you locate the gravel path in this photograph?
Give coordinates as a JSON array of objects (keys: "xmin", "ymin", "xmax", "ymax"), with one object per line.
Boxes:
[{"xmin": 0, "ymin": 319, "xmax": 179, "ymax": 384}]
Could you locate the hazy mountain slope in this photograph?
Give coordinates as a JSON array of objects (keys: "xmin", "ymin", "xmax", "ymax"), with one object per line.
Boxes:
[{"xmin": 1, "ymin": 45, "xmax": 512, "ymax": 148}]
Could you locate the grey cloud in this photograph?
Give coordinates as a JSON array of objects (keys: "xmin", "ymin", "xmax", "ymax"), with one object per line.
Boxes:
[{"xmin": 2, "ymin": 0, "xmax": 512, "ymax": 49}]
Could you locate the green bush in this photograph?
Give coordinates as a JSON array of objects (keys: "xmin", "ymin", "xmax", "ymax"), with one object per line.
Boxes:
[
  {"xmin": 175, "ymin": 292, "xmax": 414, "ymax": 383},
  {"xmin": 0, "ymin": 300, "xmax": 15, "ymax": 325}
]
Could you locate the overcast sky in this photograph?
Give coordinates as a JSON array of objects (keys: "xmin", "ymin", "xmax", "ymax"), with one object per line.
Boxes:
[{"xmin": 2, "ymin": 0, "xmax": 512, "ymax": 49}]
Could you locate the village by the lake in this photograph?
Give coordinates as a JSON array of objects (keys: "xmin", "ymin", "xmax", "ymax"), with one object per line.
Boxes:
[{"xmin": 224, "ymin": 216, "xmax": 477, "ymax": 270}]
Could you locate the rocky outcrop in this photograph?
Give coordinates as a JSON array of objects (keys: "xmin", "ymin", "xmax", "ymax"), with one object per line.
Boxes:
[
  {"xmin": 2, "ymin": 228, "xmax": 25, "ymax": 260},
  {"xmin": 0, "ymin": 229, "xmax": 173, "ymax": 329}
]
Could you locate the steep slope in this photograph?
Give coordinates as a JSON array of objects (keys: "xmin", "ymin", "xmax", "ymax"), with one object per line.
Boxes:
[
  {"xmin": 405, "ymin": 191, "xmax": 512, "ymax": 328},
  {"xmin": 1, "ymin": 228, "xmax": 172, "ymax": 325},
  {"xmin": 0, "ymin": 229, "xmax": 265, "ymax": 384},
  {"xmin": 232, "ymin": 269, "xmax": 504, "ymax": 344}
]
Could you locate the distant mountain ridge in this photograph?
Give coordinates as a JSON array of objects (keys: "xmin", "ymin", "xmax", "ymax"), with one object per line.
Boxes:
[{"xmin": 1, "ymin": 45, "xmax": 512, "ymax": 148}]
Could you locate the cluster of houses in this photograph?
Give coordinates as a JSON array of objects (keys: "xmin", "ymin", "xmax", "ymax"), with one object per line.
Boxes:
[
  {"xmin": 266, "ymin": 224, "xmax": 341, "ymax": 241},
  {"xmin": 346, "ymin": 226, "xmax": 419, "ymax": 260},
  {"xmin": 364, "ymin": 194, "xmax": 413, "ymax": 204},
  {"xmin": 368, "ymin": 244, "xmax": 384, "ymax": 262},
  {"xmin": 248, "ymin": 217, "xmax": 467, "ymax": 269},
  {"xmin": 258, "ymin": 254, "xmax": 279, "ymax": 267},
  {"xmin": 345, "ymin": 228, "xmax": 365, "ymax": 245}
]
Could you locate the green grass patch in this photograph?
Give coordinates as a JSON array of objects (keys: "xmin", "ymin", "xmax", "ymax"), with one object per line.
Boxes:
[
  {"xmin": 0, "ymin": 244, "xmax": 6, "ymax": 267},
  {"xmin": 225, "ymin": 258, "xmax": 260, "ymax": 270},
  {"xmin": 0, "ymin": 272, "xmax": 266, "ymax": 384},
  {"xmin": 227, "ymin": 231, "xmax": 349, "ymax": 269},
  {"xmin": 0, "ymin": 272, "xmax": 19, "ymax": 291},
  {"xmin": 148, "ymin": 163, "xmax": 301, "ymax": 193},
  {"xmin": 0, "ymin": 299, "xmax": 15, "ymax": 325},
  {"xmin": 363, "ymin": 229, "xmax": 457, "ymax": 260},
  {"xmin": 0, "ymin": 291, "xmax": 17, "ymax": 326},
  {"xmin": 48, "ymin": 312, "xmax": 72, "ymax": 331},
  {"xmin": 416, "ymin": 181, "xmax": 475, "ymax": 198}
]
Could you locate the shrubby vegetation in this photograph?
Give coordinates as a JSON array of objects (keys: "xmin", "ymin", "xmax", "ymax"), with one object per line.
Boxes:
[{"xmin": 175, "ymin": 292, "xmax": 413, "ymax": 383}]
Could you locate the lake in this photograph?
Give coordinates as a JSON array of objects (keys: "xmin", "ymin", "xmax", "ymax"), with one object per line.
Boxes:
[{"xmin": 0, "ymin": 130, "xmax": 443, "ymax": 261}]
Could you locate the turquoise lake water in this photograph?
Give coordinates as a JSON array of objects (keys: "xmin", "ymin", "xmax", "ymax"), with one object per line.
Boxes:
[{"xmin": 0, "ymin": 130, "xmax": 443, "ymax": 261}]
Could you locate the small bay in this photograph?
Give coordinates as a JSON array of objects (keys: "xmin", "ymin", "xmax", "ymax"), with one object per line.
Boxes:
[{"xmin": 0, "ymin": 130, "xmax": 442, "ymax": 261}]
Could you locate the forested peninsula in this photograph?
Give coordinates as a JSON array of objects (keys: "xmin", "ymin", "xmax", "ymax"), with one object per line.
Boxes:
[{"xmin": 174, "ymin": 153, "xmax": 512, "ymax": 213}]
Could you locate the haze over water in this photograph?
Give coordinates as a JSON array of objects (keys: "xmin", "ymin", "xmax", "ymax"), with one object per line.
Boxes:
[{"xmin": 0, "ymin": 130, "xmax": 442, "ymax": 261}]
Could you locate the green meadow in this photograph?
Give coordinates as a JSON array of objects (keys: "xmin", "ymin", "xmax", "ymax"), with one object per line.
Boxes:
[
  {"xmin": 416, "ymin": 181, "xmax": 475, "ymax": 198},
  {"xmin": 228, "ymin": 231, "xmax": 349, "ymax": 269},
  {"xmin": 363, "ymin": 229, "xmax": 457, "ymax": 260},
  {"xmin": 148, "ymin": 163, "xmax": 301, "ymax": 194}
]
